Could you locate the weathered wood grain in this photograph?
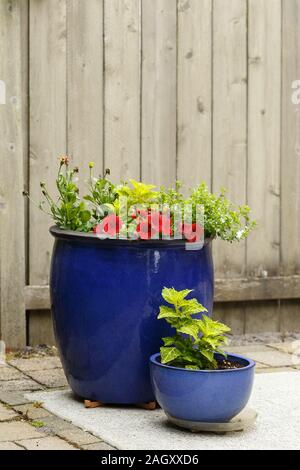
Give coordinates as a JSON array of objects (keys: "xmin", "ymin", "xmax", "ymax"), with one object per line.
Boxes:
[
  {"xmin": 212, "ymin": 0, "xmax": 247, "ymax": 278},
  {"xmin": 29, "ymin": 0, "xmax": 67, "ymax": 286},
  {"xmin": 245, "ymin": 0, "xmax": 282, "ymax": 333},
  {"xmin": 24, "ymin": 276, "xmax": 300, "ymax": 310},
  {"xmin": 141, "ymin": 0, "xmax": 177, "ymax": 186},
  {"xmin": 27, "ymin": 310, "xmax": 55, "ymax": 346},
  {"xmin": 67, "ymin": 0, "xmax": 104, "ymax": 184},
  {"xmin": 247, "ymin": 0, "xmax": 281, "ymax": 278},
  {"xmin": 0, "ymin": 0, "xmax": 27, "ymax": 348},
  {"xmin": 281, "ymin": 0, "xmax": 300, "ymax": 276},
  {"xmin": 104, "ymin": 0, "xmax": 141, "ymax": 182},
  {"xmin": 177, "ymin": 0, "xmax": 212, "ymax": 190},
  {"xmin": 281, "ymin": 0, "xmax": 300, "ymax": 331},
  {"xmin": 212, "ymin": 0, "xmax": 247, "ymax": 332}
]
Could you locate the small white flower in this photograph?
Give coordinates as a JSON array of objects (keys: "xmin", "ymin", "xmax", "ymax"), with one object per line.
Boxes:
[{"xmin": 236, "ymin": 230, "xmax": 244, "ymax": 240}]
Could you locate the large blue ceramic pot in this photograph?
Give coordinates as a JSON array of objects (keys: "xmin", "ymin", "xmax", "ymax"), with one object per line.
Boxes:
[
  {"xmin": 150, "ymin": 353, "xmax": 255, "ymax": 422},
  {"xmin": 50, "ymin": 226, "xmax": 214, "ymax": 404}
]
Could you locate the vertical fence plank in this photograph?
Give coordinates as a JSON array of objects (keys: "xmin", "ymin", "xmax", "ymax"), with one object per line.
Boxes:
[
  {"xmin": 281, "ymin": 0, "xmax": 300, "ymax": 276},
  {"xmin": 212, "ymin": 0, "xmax": 247, "ymax": 332},
  {"xmin": 177, "ymin": 0, "xmax": 212, "ymax": 190},
  {"xmin": 141, "ymin": 0, "xmax": 177, "ymax": 186},
  {"xmin": 213, "ymin": 0, "xmax": 247, "ymax": 277},
  {"xmin": 67, "ymin": 0, "xmax": 104, "ymax": 183},
  {"xmin": 281, "ymin": 0, "xmax": 300, "ymax": 332},
  {"xmin": 104, "ymin": 0, "xmax": 141, "ymax": 182},
  {"xmin": 29, "ymin": 0, "xmax": 67, "ymax": 286},
  {"xmin": 247, "ymin": 0, "xmax": 281, "ymax": 277},
  {"xmin": 245, "ymin": 0, "xmax": 281, "ymax": 333},
  {"xmin": 0, "ymin": 0, "xmax": 27, "ymax": 348}
]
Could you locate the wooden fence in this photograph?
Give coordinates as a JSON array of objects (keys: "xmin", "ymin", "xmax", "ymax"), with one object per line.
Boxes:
[{"xmin": 1, "ymin": 0, "xmax": 300, "ymax": 348}]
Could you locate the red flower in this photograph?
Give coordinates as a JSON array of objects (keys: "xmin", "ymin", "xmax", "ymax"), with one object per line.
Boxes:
[
  {"xmin": 136, "ymin": 220, "xmax": 152, "ymax": 239},
  {"xmin": 130, "ymin": 208, "xmax": 149, "ymax": 220},
  {"xmin": 179, "ymin": 222, "xmax": 203, "ymax": 243},
  {"xmin": 135, "ymin": 211, "xmax": 173, "ymax": 239},
  {"xmin": 94, "ymin": 215, "xmax": 123, "ymax": 237},
  {"xmin": 151, "ymin": 212, "xmax": 173, "ymax": 236}
]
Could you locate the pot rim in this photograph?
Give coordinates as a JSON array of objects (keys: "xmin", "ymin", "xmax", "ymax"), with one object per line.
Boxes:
[
  {"xmin": 49, "ymin": 225, "xmax": 213, "ymax": 247},
  {"xmin": 150, "ymin": 352, "xmax": 255, "ymax": 373}
]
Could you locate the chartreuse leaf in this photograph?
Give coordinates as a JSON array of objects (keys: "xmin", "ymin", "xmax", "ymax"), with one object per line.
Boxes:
[
  {"xmin": 198, "ymin": 315, "xmax": 231, "ymax": 337},
  {"xmin": 162, "ymin": 337, "xmax": 174, "ymax": 346},
  {"xmin": 177, "ymin": 321, "xmax": 199, "ymax": 341},
  {"xmin": 181, "ymin": 298, "xmax": 208, "ymax": 315},
  {"xmin": 158, "ymin": 306, "xmax": 180, "ymax": 320},
  {"xmin": 160, "ymin": 347, "xmax": 181, "ymax": 364},
  {"xmin": 116, "ymin": 180, "xmax": 158, "ymax": 207},
  {"xmin": 162, "ymin": 287, "xmax": 193, "ymax": 307},
  {"xmin": 199, "ymin": 349, "xmax": 215, "ymax": 363}
]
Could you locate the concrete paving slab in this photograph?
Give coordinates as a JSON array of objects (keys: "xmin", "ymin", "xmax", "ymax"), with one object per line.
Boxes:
[
  {"xmin": 17, "ymin": 436, "xmax": 77, "ymax": 450},
  {"xmin": 0, "ymin": 422, "xmax": 44, "ymax": 442},
  {"xmin": 256, "ymin": 367, "xmax": 298, "ymax": 374},
  {"xmin": 26, "ymin": 371, "xmax": 300, "ymax": 450},
  {"xmin": 268, "ymin": 341, "xmax": 300, "ymax": 357},
  {"xmin": 0, "ymin": 404, "xmax": 18, "ymax": 422},
  {"xmin": 8, "ymin": 357, "xmax": 62, "ymax": 372},
  {"xmin": 0, "ymin": 366, "xmax": 26, "ymax": 381},
  {"xmin": 255, "ymin": 362, "xmax": 269, "ymax": 369},
  {"xmin": 14, "ymin": 403, "xmax": 51, "ymax": 420},
  {"xmin": 57, "ymin": 428, "xmax": 100, "ymax": 446},
  {"xmin": 0, "ymin": 379, "xmax": 43, "ymax": 393},
  {"xmin": 240, "ymin": 350, "xmax": 295, "ymax": 367},
  {"xmin": 0, "ymin": 442, "xmax": 24, "ymax": 450},
  {"xmin": 26, "ymin": 369, "xmax": 68, "ymax": 389},
  {"xmin": 226, "ymin": 345, "xmax": 271, "ymax": 353},
  {"xmin": 0, "ymin": 391, "xmax": 30, "ymax": 406},
  {"xmin": 82, "ymin": 442, "xmax": 116, "ymax": 450}
]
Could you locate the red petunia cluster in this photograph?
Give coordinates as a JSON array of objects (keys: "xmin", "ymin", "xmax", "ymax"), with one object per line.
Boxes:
[
  {"xmin": 93, "ymin": 214, "xmax": 123, "ymax": 237},
  {"xmin": 93, "ymin": 211, "xmax": 203, "ymax": 242}
]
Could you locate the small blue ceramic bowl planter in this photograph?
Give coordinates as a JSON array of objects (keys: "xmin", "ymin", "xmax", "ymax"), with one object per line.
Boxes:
[{"xmin": 150, "ymin": 353, "xmax": 255, "ymax": 423}]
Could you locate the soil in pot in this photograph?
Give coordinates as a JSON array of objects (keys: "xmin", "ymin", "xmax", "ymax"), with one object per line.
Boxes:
[
  {"xmin": 157, "ymin": 357, "xmax": 246, "ymax": 370},
  {"xmin": 216, "ymin": 359, "xmax": 244, "ymax": 370}
]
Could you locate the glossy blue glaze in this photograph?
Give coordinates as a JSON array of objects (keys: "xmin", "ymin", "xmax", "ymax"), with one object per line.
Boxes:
[
  {"xmin": 50, "ymin": 226, "xmax": 214, "ymax": 404},
  {"xmin": 150, "ymin": 353, "xmax": 255, "ymax": 422}
]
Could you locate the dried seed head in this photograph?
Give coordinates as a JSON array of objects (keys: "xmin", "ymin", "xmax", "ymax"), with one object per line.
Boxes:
[
  {"xmin": 74, "ymin": 167, "xmax": 79, "ymax": 173},
  {"xmin": 105, "ymin": 168, "xmax": 111, "ymax": 176},
  {"xmin": 58, "ymin": 155, "xmax": 70, "ymax": 166},
  {"xmin": 40, "ymin": 181, "xmax": 46, "ymax": 188}
]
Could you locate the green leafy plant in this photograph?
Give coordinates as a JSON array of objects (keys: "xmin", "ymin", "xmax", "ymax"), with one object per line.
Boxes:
[
  {"xmin": 158, "ymin": 287, "xmax": 231, "ymax": 370},
  {"xmin": 84, "ymin": 165, "xmax": 117, "ymax": 221},
  {"xmin": 26, "ymin": 159, "xmax": 256, "ymax": 243},
  {"xmin": 115, "ymin": 180, "xmax": 159, "ymax": 209},
  {"xmin": 25, "ymin": 156, "xmax": 92, "ymax": 231},
  {"xmin": 188, "ymin": 182, "xmax": 256, "ymax": 242},
  {"xmin": 157, "ymin": 181, "xmax": 185, "ymax": 207}
]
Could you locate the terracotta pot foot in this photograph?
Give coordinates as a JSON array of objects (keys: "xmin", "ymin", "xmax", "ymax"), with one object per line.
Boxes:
[
  {"xmin": 84, "ymin": 399, "xmax": 158, "ymax": 410},
  {"xmin": 84, "ymin": 399, "xmax": 104, "ymax": 408},
  {"xmin": 136, "ymin": 401, "xmax": 157, "ymax": 410}
]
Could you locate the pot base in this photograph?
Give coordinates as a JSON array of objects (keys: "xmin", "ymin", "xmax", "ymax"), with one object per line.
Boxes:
[
  {"xmin": 165, "ymin": 407, "xmax": 257, "ymax": 434},
  {"xmin": 83, "ymin": 399, "xmax": 158, "ymax": 411}
]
